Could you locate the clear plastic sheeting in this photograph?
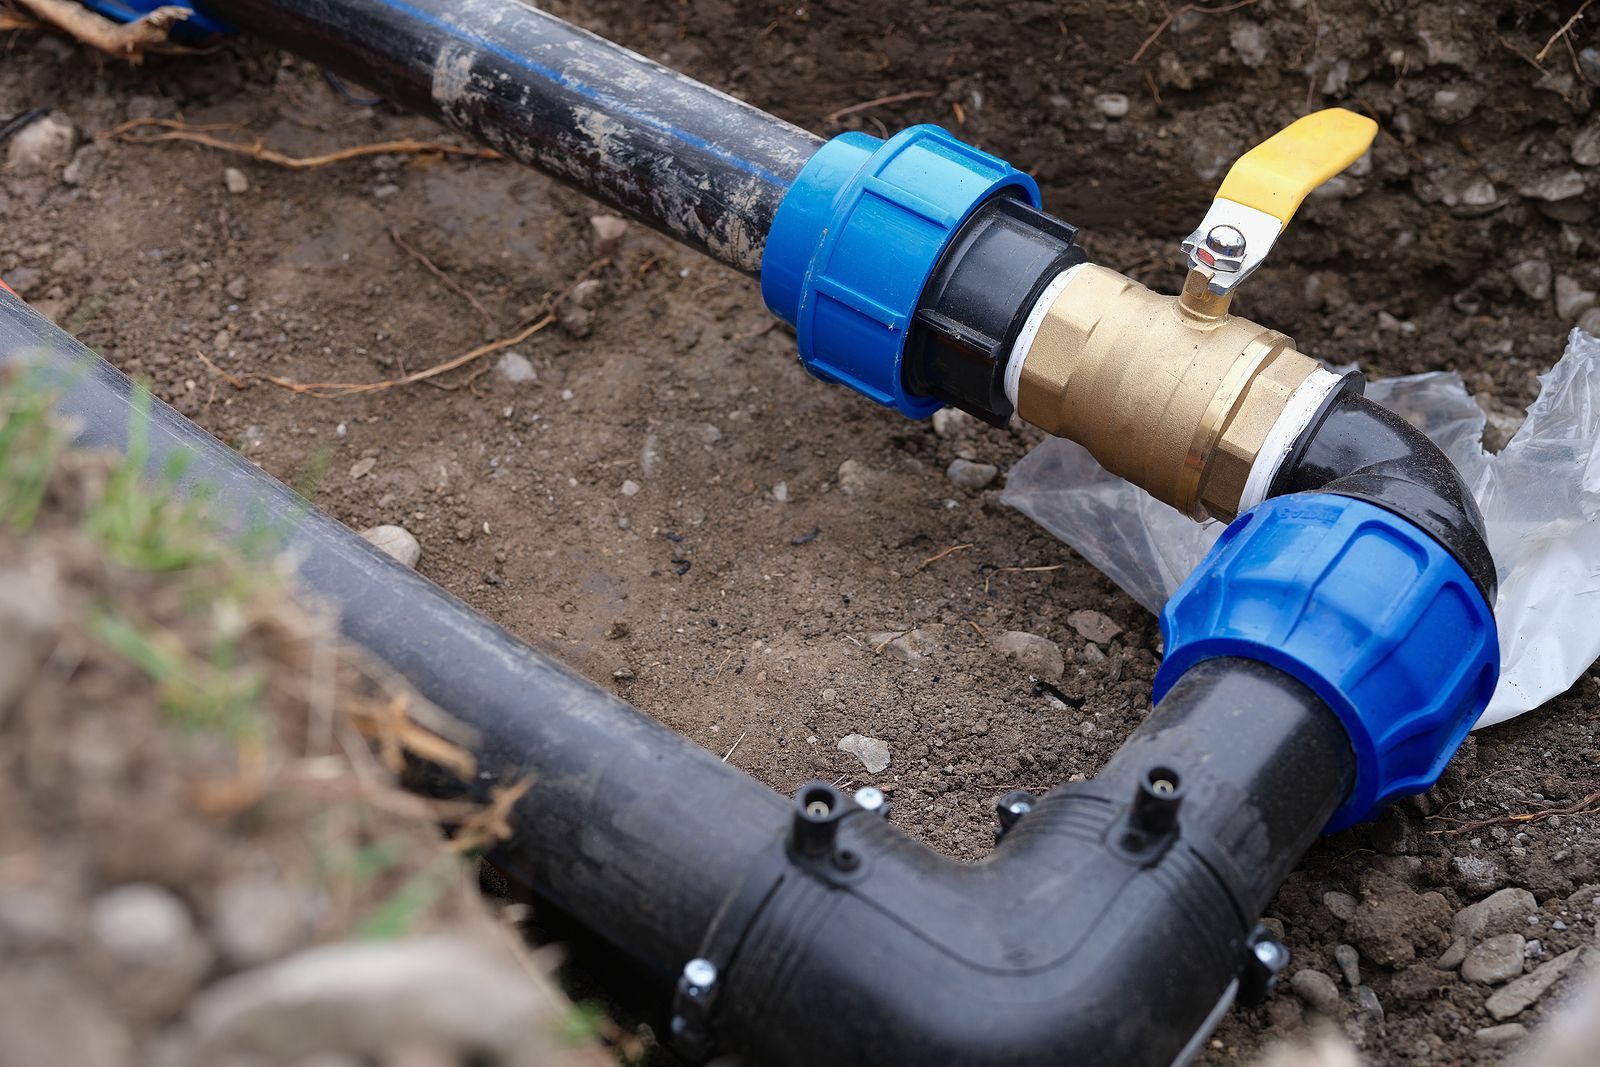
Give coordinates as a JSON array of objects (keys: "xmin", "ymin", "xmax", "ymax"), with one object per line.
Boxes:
[{"xmin": 1002, "ymin": 329, "xmax": 1600, "ymax": 728}]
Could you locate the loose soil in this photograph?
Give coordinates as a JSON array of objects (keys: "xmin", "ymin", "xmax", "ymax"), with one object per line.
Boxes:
[{"xmin": 4, "ymin": 1, "xmax": 1599, "ymax": 1062}]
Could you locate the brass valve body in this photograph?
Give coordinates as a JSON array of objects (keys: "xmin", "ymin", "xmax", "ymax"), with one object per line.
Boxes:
[{"xmin": 1015, "ymin": 264, "xmax": 1321, "ymax": 522}]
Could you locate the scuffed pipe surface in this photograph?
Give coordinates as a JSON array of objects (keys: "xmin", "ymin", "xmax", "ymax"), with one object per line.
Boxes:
[{"xmin": 200, "ymin": 0, "xmax": 823, "ymax": 273}]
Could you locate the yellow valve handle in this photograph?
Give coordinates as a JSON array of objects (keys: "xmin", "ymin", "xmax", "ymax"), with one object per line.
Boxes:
[{"xmin": 1215, "ymin": 108, "xmax": 1378, "ymax": 223}]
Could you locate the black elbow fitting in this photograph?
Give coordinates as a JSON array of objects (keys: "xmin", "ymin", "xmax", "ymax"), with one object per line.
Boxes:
[
  {"xmin": 679, "ymin": 659, "xmax": 1353, "ymax": 1067},
  {"xmin": 1272, "ymin": 381, "xmax": 1497, "ymax": 604}
]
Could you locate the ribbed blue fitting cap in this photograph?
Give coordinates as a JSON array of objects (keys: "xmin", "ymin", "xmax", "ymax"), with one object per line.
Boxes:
[
  {"xmin": 81, "ymin": 0, "xmax": 233, "ymax": 38},
  {"xmin": 760, "ymin": 126, "xmax": 1038, "ymax": 418},
  {"xmin": 1154, "ymin": 493, "xmax": 1499, "ymax": 832}
]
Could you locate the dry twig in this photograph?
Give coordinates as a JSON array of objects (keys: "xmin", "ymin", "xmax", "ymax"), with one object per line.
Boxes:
[
  {"xmin": 1538, "ymin": 0, "xmax": 1594, "ymax": 62},
  {"xmin": 826, "ymin": 89, "xmax": 937, "ymax": 124},
  {"xmin": 389, "ymin": 226, "xmax": 496, "ymax": 328},
  {"xmin": 107, "ymin": 116, "xmax": 501, "ymax": 169},
  {"xmin": 1131, "ymin": 0, "xmax": 1260, "ymax": 63},
  {"xmin": 15, "ymin": 0, "xmax": 189, "ymax": 59},
  {"xmin": 450, "ymin": 776, "xmax": 534, "ymax": 854},
  {"xmin": 1430, "ymin": 788, "xmax": 1600, "ymax": 836},
  {"xmin": 912, "ymin": 542, "xmax": 974, "ymax": 573}
]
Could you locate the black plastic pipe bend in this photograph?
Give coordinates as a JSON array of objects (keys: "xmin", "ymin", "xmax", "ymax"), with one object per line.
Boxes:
[{"xmin": 1272, "ymin": 382, "xmax": 1496, "ymax": 604}]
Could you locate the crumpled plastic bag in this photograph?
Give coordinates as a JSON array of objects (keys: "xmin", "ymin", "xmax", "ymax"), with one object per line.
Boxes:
[{"xmin": 1002, "ymin": 329, "xmax": 1600, "ymax": 728}]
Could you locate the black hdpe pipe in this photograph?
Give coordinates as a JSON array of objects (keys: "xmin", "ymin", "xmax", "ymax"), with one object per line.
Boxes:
[
  {"xmin": 27, "ymin": 2, "xmax": 1494, "ymax": 1062},
  {"xmin": 1, "ymin": 293, "xmax": 1354, "ymax": 1064},
  {"xmin": 196, "ymin": 0, "xmax": 822, "ymax": 274}
]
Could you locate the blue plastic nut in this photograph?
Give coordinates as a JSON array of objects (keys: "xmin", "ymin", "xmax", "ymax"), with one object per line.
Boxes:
[
  {"xmin": 1154, "ymin": 493, "xmax": 1499, "ymax": 832},
  {"xmin": 760, "ymin": 126, "xmax": 1038, "ymax": 418},
  {"xmin": 81, "ymin": 0, "xmax": 233, "ymax": 38}
]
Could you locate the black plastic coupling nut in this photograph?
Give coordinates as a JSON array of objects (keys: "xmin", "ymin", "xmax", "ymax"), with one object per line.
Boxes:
[
  {"xmin": 904, "ymin": 195, "xmax": 1084, "ymax": 425},
  {"xmin": 1129, "ymin": 766, "xmax": 1184, "ymax": 838}
]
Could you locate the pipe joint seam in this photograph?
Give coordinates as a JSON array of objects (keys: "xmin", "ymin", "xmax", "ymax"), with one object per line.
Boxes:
[
  {"xmin": 759, "ymin": 125, "xmax": 1040, "ymax": 418},
  {"xmin": 1155, "ymin": 492, "xmax": 1499, "ymax": 830}
]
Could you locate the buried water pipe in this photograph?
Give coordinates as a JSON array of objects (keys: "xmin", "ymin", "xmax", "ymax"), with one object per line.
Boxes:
[{"xmin": 15, "ymin": 2, "xmax": 1502, "ymax": 1063}]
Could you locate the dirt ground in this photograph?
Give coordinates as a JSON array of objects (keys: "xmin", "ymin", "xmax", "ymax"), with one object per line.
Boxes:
[{"xmin": 3, "ymin": 0, "xmax": 1600, "ymax": 1063}]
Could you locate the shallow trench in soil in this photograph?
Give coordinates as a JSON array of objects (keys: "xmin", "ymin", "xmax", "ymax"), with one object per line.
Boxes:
[{"xmin": 4, "ymin": 1, "xmax": 1600, "ymax": 1062}]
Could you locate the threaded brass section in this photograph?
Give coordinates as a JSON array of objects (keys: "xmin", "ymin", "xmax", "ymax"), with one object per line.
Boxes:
[{"xmin": 1014, "ymin": 264, "xmax": 1321, "ymax": 521}]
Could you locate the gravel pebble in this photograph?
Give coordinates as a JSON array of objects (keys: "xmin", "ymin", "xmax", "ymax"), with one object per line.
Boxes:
[
  {"xmin": 1333, "ymin": 943, "xmax": 1361, "ymax": 987},
  {"xmin": 1461, "ymin": 933, "xmax": 1526, "ymax": 984},
  {"xmin": 224, "ymin": 167, "xmax": 250, "ymax": 194},
  {"xmin": 1485, "ymin": 947, "xmax": 1584, "ymax": 1020},
  {"xmin": 89, "ymin": 884, "xmax": 194, "ymax": 963},
  {"xmin": 1509, "ymin": 260, "xmax": 1552, "ymax": 302},
  {"xmin": 946, "ymin": 458, "xmax": 998, "ymax": 491},
  {"xmin": 1454, "ymin": 887, "xmax": 1537, "ymax": 943},
  {"xmin": 496, "ymin": 352, "xmax": 536, "ymax": 383},
  {"xmin": 992, "ymin": 630, "xmax": 1065, "ymax": 682},
  {"xmin": 837, "ymin": 733, "xmax": 890, "ymax": 774},
  {"xmin": 1474, "ymin": 1022, "xmax": 1528, "ymax": 1045},
  {"xmin": 7, "ymin": 113, "xmax": 77, "ymax": 173},
  {"xmin": 1555, "ymin": 275, "xmax": 1598, "ymax": 319},
  {"xmin": 1094, "ymin": 93, "xmax": 1130, "ymax": 119},
  {"xmin": 1067, "ymin": 609, "xmax": 1122, "ymax": 645},
  {"xmin": 1289, "ymin": 969, "xmax": 1341, "ymax": 1014},
  {"xmin": 359, "ymin": 525, "xmax": 421, "ymax": 569},
  {"xmin": 1324, "ymin": 890, "xmax": 1358, "ymax": 922}
]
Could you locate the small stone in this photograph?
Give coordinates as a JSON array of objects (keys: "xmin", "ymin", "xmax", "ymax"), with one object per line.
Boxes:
[
  {"xmin": 0, "ymin": 886, "xmax": 77, "ymax": 951},
  {"xmin": 1509, "ymin": 260, "xmax": 1553, "ymax": 302},
  {"xmin": 992, "ymin": 630, "xmax": 1065, "ymax": 682},
  {"xmin": 371, "ymin": 183, "xmax": 400, "ymax": 200},
  {"xmin": 212, "ymin": 878, "xmax": 311, "ymax": 968},
  {"xmin": 1484, "ymin": 947, "xmax": 1583, "ymax": 1020},
  {"xmin": 1289, "ymin": 969, "xmax": 1341, "ymax": 1014},
  {"xmin": 772, "ymin": 481, "xmax": 788, "ymax": 503},
  {"xmin": 1451, "ymin": 854, "xmax": 1506, "ymax": 896},
  {"xmin": 1462, "ymin": 933, "xmax": 1526, "ymax": 984},
  {"xmin": 559, "ymin": 304, "xmax": 594, "ymax": 338},
  {"xmin": 837, "ymin": 458, "xmax": 874, "ymax": 497},
  {"xmin": 349, "ymin": 457, "xmax": 376, "ymax": 480},
  {"xmin": 1229, "ymin": 22, "xmax": 1268, "ymax": 67},
  {"xmin": 1458, "ymin": 178, "xmax": 1498, "ymax": 207},
  {"xmin": 359, "ymin": 525, "xmax": 420, "ymax": 569},
  {"xmin": 620, "ymin": 479, "xmax": 641, "ymax": 497},
  {"xmin": 1094, "ymin": 93, "xmax": 1130, "ymax": 119},
  {"xmin": 223, "ymin": 167, "xmax": 250, "ymax": 194},
  {"xmin": 6, "ymin": 113, "xmax": 77, "ymax": 173},
  {"xmin": 838, "ymin": 733, "xmax": 890, "ymax": 774},
  {"xmin": 89, "ymin": 884, "xmax": 195, "ymax": 964},
  {"xmin": 1573, "ymin": 123, "xmax": 1600, "ymax": 167},
  {"xmin": 495, "ymin": 352, "xmax": 536, "ymax": 383},
  {"xmin": 1324, "ymin": 891, "xmax": 1359, "ymax": 922},
  {"xmin": 187, "ymin": 937, "xmax": 552, "ymax": 1063},
  {"xmin": 1454, "ymin": 887, "xmax": 1538, "ymax": 943},
  {"xmin": 1437, "ymin": 936, "xmax": 1468, "ymax": 970},
  {"xmin": 1520, "ymin": 169, "xmax": 1586, "ymax": 202},
  {"xmin": 1333, "ymin": 944, "xmax": 1361, "ymax": 987},
  {"xmin": 1352, "ymin": 985, "xmax": 1384, "ymax": 1023},
  {"xmin": 589, "ymin": 214, "xmax": 628, "ymax": 255},
  {"xmin": 1067, "ymin": 609, "xmax": 1122, "ymax": 645},
  {"xmin": 1475, "ymin": 1023, "xmax": 1527, "ymax": 1046},
  {"xmin": 226, "ymin": 275, "xmax": 250, "ymax": 301},
  {"xmin": 946, "ymin": 458, "xmax": 998, "ymax": 490},
  {"xmin": 570, "ymin": 278, "xmax": 603, "ymax": 309},
  {"xmin": 1555, "ymin": 275, "xmax": 1598, "ymax": 319},
  {"xmin": 62, "ymin": 144, "xmax": 98, "ymax": 185},
  {"xmin": 931, "ymin": 407, "xmax": 972, "ymax": 437},
  {"xmin": 871, "ymin": 626, "xmax": 944, "ymax": 664}
]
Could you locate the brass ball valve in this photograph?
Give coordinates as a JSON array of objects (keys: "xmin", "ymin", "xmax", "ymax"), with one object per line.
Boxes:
[{"xmin": 1006, "ymin": 109, "xmax": 1379, "ymax": 522}]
